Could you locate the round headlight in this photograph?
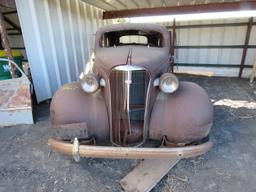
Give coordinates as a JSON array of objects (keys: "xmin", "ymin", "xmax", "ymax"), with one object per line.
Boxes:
[
  {"xmin": 80, "ymin": 73, "xmax": 99, "ymax": 93},
  {"xmin": 159, "ymin": 73, "xmax": 179, "ymax": 93}
]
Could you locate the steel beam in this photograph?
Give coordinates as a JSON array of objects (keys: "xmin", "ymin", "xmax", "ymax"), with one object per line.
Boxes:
[
  {"xmin": 2, "ymin": 11, "xmax": 17, "ymax": 15},
  {"xmin": 0, "ymin": 0, "xmax": 16, "ymax": 9},
  {"xmin": 170, "ymin": 19, "xmax": 176, "ymax": 72},
  {"xmin": 8, "ymin": 32, "xmax": 22, "ymax": 36},
  {"xmin": 175, "ymin": 63, "xmax": 252, "ymax": 68},
  {"xmin": 166, "ymin": 22, "xmax": 256, "ymax": 29},
  {"xmin": 239, "ymin": 17, "xmax": 253, "ymax": 78},
  {"xmin": 3, "ymin": 15, "xmax": 21, "ymax": 33},
  {"xmin": 103, "ymin": 1, "xmax": 256, "ymax": 19},
  {"xmin": 175, "ymin": 45, "xmax": 256, "ymax": 49}
]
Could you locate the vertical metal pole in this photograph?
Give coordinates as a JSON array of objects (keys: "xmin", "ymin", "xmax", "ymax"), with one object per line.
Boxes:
[
  {"xmin": 0, "ymin": 10, "xmax": 17, "ymax": 78},
  {"xmin": 239, "ymin": 17, "xmax": 253, "ymax": 78},
  {"xmin": 170, "ymin": 18, "xmax": 176, "ymax": 72}
]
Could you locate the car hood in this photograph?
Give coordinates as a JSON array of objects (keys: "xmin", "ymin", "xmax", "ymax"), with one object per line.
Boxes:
[{"xmin": 94, "ymin": 46, "xmax": 169, "ymax": 76}]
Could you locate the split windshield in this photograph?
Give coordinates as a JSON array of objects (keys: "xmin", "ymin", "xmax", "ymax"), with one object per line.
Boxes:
[{"xmin": 100, "ymin": 30, "xmax": 163, "ymax": 48}]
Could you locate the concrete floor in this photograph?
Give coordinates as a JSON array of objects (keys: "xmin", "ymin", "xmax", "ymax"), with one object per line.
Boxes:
[{"xmin": 0, "ymin": 76, "xmax": 256, "ymax": 192}]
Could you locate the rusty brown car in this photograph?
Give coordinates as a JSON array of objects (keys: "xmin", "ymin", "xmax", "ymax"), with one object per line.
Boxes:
[{"xmin": 48, "ymin": 23, "xmax": 213, "ymax": 161}]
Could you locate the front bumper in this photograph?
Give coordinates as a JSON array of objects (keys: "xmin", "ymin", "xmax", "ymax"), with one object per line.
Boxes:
[{"xmin": 48, "ymin": 138, "xmax": 212, "ymax": 159}]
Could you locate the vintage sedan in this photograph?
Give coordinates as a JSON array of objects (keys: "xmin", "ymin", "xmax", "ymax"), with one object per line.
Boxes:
[{"xmin": 48, "ymin": 23, "xmax": 213, "ymax": 161}]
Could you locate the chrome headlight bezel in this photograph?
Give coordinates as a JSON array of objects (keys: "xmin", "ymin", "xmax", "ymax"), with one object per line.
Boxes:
[
  {"xmin": 159, "ymin": 73, "xmax": 179, "ymax": 94},
  {"xmin": 79, "ymin": 73, "xmax": 99, "ymax": 93}
]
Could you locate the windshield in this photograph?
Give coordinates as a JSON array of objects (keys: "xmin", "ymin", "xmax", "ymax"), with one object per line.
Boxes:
[{"xmin": 100, "ymin": 30, "xmax": 163, "ymax": 48}]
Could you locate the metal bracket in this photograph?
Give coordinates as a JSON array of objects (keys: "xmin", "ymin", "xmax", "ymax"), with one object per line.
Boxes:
[
  {"xmin": 72, "ymin": 138, "xmax": 80, "ymax": 162},
  {"xmin": 153, "ymin": 78, "xmax": 160, "ymax": 87}
]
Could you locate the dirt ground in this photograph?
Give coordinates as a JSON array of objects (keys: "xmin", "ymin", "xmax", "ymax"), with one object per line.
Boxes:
[{"xmin": 0, "ymin": 75, "xmax": 256, "ymax": 192}]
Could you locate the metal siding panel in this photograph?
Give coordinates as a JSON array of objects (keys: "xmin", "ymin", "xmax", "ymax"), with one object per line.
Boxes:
[
  {"xmin": 245, "ymin": 49, "xmax": 256, "ymax": 65},
  {"xmin": 84, "ymin": 4, "xmax": 92, "ymax": 57},
  {"xmin": 170, "ymin": 18, "xmax": 254, "ymax": 75},
  {"xmin": 91, "ymin": 6, "xmax": 98, "ymax": 50},
  {"xmin": 75, "ymin": 0, "xmax": 86, "ymax": 73},
  {"xmin": 249, "ymin": 26, "xmax": 256, "ymax": 45},
  {"xmin": 198, "ymin": 27, "xmax": 211, "ymax": 45},
  {"xmin": 108, "ymin": 0, "xmax": 126, "ymax": 10},
  {"xmin": 229, "ymin": 49, "xmax": 243, "ymax": 65},
  {"xmin": 82, "ymin": 0, "xmax": 116, "ymax": 11},
  {"xmin": 135, "ymin": 0, "xmax": 151, "ymax": 8},
  {"xmin": 59, "ymin": 0, "xmax": 76, "ymax": 81},
  {"xmin": 33, "ymin": 0, "xmax": 61, "ymax": 93},
  {"xmin": 67, "ymin": 0, "xmax": 79, "ymax": 79},
  {"xmin": 43, "ymin": 0, "xmax": 62, "ymax": 88},
  {"xmin": 165, "ymin": 0, "xmax": 178, "ymax": 6},
  {"xmin": 119, "ymin": 0, "xmax": 138, "ymax": 9},
  {"xmin": 86, "ymin": 5, "xmax": 94, "ymax": 54},
  {"xmin": 198, "ymin": 49, "xmax": 208, "ymax": 64},
  {"xmin": 56, "ymin": 0, "xmax": 72, "ymax": 82},
  {"xmin": 70, "ymin": 0, "xmax": 83, "ymax": 75},
  {"xmin": 16, "ymin": 0, "xmax": 52, "ymax": 102},
  {"xmin": 16, "ymin": 0, "xmax": 106, "ymax": 102}
]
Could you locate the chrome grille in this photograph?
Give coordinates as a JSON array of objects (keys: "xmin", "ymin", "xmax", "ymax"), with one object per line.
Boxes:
[{"xmin": 109, "ymin": 65, "xmax": 150, "ymax": 146}]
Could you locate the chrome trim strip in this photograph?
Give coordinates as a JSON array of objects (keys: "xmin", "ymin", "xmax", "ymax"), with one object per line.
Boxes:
[
  {"xmin": 143, "ymin": 78, "xmax": 152, "ymax": 142},
  {"xmin": 114, "ymin": 65, "xmax": 145, "ymax": 71},
  {"xmin": 106, "ymin": 78, "xmax": 113, "ymax": 145}
]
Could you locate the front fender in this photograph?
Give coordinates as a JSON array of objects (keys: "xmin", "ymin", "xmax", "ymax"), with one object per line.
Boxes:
[
  {"xmin": 50, "ymin": 82, "xmax": 109, "ymax": 141},
  {"xmin": 149, "ymin": 81, "xmax": 213, "ymax": 145}
]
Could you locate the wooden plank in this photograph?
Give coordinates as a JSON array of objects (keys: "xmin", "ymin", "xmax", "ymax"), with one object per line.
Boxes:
[{"xmin": 120, "ymin": 158, "xmax": 180, "ymax": 192}]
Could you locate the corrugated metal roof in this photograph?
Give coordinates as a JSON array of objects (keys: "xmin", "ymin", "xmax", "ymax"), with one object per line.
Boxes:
[{"xmin": 81, "ymin": 0, "xmax": 246, "ymax": 11}]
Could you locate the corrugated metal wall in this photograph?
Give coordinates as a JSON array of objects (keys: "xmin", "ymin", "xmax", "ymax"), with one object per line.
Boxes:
[
  {"xmin": 15, "ymin": 0, "xmax": 111, "ymax": 102},
  {"xmin": 159, "ymin": 18, "xmax": 256, "ymax": 77}
]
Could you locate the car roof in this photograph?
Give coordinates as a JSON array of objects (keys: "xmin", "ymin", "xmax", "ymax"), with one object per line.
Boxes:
[{"xmin": 96, "ymin": 23, "xmax": 169, "ymax": 35}]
